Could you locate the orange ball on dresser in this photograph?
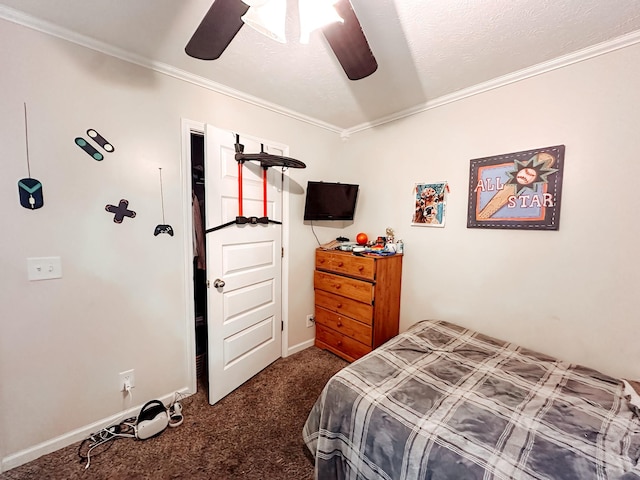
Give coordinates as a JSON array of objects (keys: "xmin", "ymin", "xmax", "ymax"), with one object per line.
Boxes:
[{"xmin": 356, "ymin": 233, "xmax": 368, "ymax": 245}]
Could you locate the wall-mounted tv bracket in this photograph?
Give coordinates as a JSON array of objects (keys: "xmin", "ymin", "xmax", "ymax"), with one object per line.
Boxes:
[{"xmin": 206, "ymin": 135, "xmax": 306, "ymax": 234}]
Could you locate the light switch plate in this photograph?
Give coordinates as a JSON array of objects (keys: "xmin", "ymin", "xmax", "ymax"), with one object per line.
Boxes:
[{"xmin": 27, "ymin": 257, "xmax": 62, "ymax": 281}]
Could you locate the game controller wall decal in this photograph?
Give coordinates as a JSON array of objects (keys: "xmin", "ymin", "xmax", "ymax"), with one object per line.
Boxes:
[
  {"xmin": 18, "ymin": 103, "xmax": 44, "ymax": 210},
  {"xmin": 154, "ymin": 168, "xmax": 173, "ymax": 236},
  {"xmin": 154, "ymin": 225, "xmax": 174, "ymax": 236},
  {"xmin": 75, "ymin": 129, "xmax": 114, "ymax": 161},
  {"xmin": 106, "ymin": 199, "xmax": 136, "ymax": 223}
]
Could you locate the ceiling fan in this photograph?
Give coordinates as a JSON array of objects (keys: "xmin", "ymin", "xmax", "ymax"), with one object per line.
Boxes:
[{"xmin": 185, "ymin": 0, "xmax": 378, "ymax": 80}]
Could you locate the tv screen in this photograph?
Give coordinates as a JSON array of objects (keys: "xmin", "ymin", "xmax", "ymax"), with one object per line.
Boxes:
[{"xmin": 303, "ymin": 181, "xmax": 359, "ymax": 221}]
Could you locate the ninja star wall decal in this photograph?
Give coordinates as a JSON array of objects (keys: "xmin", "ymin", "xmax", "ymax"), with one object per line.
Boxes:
[{"xmin": 105, "ymin": 199, "xmax": 136, "ymax": 223}]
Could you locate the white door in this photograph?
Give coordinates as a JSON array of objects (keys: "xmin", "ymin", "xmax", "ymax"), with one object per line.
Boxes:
[{"xmin": 205, "ymin": 125, "xmax": 283, "ymax": 405}]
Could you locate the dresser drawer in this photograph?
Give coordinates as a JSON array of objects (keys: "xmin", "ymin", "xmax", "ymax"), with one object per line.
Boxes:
[
  {"xmin": 314, "ymin": 270, "xmax": 374, "ymax": 304},
  {"xmin": 315, "ymin": 307, "xmax": 372, "ymax": 345},
  {"xmin": 315, "ymin": 324, "xmax": 371, "ymax": 362},
  {"xmin": 315, "ymin": 250, "xmax": 375, "ymax": 280},
  {"xmin": 315, "ymin": 290, "xmax": 373, "ymax": 325}
]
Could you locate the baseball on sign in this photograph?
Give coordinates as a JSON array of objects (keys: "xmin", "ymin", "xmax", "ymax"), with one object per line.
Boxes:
[{"xmin": 516, "ymin": 168, "xmax": 537, "ymax": 185}]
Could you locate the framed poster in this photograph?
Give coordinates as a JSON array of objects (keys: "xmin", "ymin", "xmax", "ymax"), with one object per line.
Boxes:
[
  {"xmin": 412, "ymin": 182, "xmax": 448, "ymax": 227},
  {"xmin": 467, "ymin": 145, "xmax": 565, "ymax": 230}
]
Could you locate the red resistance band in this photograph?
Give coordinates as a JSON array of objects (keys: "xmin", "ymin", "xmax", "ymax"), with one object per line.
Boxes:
[
  {"xmin": 236, "ymin": 159, "xmax": 270, "ymax": 219},
  {"xmin": 263, "ymin": 167, "xmax": 268, "ymax": 217},
  {"xmin": 237, "ymin": 161, "xmax": 243, "ymax": 217}
]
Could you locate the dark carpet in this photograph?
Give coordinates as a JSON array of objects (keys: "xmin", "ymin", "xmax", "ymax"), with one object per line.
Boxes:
[{"xmin": 1, "ymin": 347, "xmax": 348, "ymax": 480}]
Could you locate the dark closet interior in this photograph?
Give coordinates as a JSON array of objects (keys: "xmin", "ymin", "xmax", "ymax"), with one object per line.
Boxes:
[{"xmin": 191, "ymin": 133, "xmax": 207, "ymax": 383}]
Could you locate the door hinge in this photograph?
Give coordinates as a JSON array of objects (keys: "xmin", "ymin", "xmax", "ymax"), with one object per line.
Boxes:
[
  {"xmin": 281, "ymin": 247, "xmax": 284, "ymax": 258},
  {"xmin": 206, "ymin": 280, "xmax": 210, "ymax": 288},
  {"xmin": 281, "ymin": 320, "xmax": 284, "ymax": 332}
]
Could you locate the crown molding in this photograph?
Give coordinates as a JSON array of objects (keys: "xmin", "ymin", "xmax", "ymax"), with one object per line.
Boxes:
[
  {"xmin": 0, "ymin": 5, "xmax": 343, "ymax": 135},
  {"xmin": 343, "ymin": 28, "xmax": 640, "ymax": 136},
  {"xmin": 2, "ymin": 5, "xmax": 639, "ymax": 138}
]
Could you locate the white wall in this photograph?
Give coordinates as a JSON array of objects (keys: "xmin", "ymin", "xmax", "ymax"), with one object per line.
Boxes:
[
  {"xmin": 338, "ymin": 42, "xmax": 640, "ymax": 380},
  {"xmin": 0, "ymin": 19, "xmax": 337, "ymax": 468}
]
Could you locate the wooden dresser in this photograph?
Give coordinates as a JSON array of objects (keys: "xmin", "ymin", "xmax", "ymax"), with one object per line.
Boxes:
[{"xmin": 314, "ymin": 248, "xmax": 403, "ymax": 362}]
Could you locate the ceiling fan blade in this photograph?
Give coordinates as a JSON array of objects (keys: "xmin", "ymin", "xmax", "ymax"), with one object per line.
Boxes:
[
  {"xmin": 185, "ymin": 0, "xmax": 250, "ymax": 60},
  {"xmin": 322, "ymin": 0, "xmax": 378, "ymax": 80}
]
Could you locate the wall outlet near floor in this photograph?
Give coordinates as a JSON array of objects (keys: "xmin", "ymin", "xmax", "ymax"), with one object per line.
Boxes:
[
  {"xmin": 119, "ymin": 369, "xmax": 135, "ymax": 392},
  {"xmin": 306, "ymin": 314, "xmax": 315, "ymax": 328}
]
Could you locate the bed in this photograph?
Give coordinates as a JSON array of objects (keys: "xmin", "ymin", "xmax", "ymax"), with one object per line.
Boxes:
[{"xmin": 303, "ymin": 320, "xmax": 640, "ymax": 479}]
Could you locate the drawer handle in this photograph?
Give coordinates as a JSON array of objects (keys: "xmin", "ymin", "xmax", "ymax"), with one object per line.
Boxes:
[
  {"xmin": 337, "ymin": 340, "xmax": 343, "ymax": 346},
  {"xmin": 358, "ymin": 266, "xmax": 364, "ymax": 271},
  {"xmin": 336, "ymin": 303, "xmax": 342, "ymax": 309},
  {"xmin": 337, "ymin": 320, "xmax": 343, "ymax": 327},
  {"xmin": 334, "ymin": 284, "xmax": 341, "ymax": 289},
  {"xmin": 338, "ymin": 261, "xmax": 344, "ymax": 267}
]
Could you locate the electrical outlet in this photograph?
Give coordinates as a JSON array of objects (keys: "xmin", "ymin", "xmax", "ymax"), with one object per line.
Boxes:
[
  {"xmin": 306, "ymin": 314, "xmax": 315, "ymax": 328},
  {"xmin": 119, "ymin": 369, "xmax": 135, "ymax": 392}
]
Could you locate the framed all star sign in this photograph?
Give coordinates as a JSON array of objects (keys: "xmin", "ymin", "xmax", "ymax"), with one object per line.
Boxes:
[{"xmin": 467, "ymin": 145, "xmax": 565, "ymax": 230}]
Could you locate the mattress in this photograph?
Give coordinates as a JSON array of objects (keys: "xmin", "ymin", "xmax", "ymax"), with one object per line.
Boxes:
[{"xmin": 303, "ymin": 320, "xmax": 640, "ymax": 479}]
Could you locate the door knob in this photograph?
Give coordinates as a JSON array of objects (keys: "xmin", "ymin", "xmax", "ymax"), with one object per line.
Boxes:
[{"xmin": 213, "ymin": 279, "xmax": 225, "ymax": 288}]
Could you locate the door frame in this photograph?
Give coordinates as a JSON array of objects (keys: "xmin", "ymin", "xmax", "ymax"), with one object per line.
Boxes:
[{"xmin": 180, "ymin": 119, "xmax": 291, "ymax": 393}]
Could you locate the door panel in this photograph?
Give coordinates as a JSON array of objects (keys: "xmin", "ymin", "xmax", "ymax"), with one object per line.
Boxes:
[
  {"xmin": 205, "ymin": 125, "xmax": 283, "ymax": 405},
  {"xmin": 224, "ymin": 317, "xmax": 276, "ymax": 366},
  {"xmin": 224, "ymin": 280, "xmax": 275, "ymax": 322},
  {"xmin": 222, "ymin": 241, "xmax": 275, "ymax": 275}
]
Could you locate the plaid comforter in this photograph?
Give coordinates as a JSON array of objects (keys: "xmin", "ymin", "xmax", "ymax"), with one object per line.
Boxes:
[{"xmin": 303, "ymin": 320, "xmax": 640, "ymax": 479}]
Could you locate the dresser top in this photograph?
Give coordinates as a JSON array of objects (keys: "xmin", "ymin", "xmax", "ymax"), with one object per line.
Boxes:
[{"xmin": 316, "ymin": 247, "xmax": 402, "ymax": 259}]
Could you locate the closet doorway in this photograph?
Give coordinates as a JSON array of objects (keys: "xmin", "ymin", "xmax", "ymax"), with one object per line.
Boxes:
[{"xmin": 191, "ymin": 132, "xmax": 207, "ymax": 386}]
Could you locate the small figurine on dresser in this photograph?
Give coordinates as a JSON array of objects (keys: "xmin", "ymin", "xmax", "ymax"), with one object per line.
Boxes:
[
  {"xmin": 384, "ymin": 227, "xmax": 398, "ymax": 252},
  {"xmin": 385, "ymin": 227, "xmax": 395, "ymax": 244}
]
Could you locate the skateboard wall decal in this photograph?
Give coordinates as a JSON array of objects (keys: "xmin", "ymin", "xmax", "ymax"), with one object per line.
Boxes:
[{"xmin": 75, "ymin": 129, "xmax": 114, "ymax": 161}]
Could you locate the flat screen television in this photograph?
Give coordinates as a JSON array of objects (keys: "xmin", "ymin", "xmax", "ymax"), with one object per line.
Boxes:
[{"xmin": 303, "ymin": 181, "xmax": 359, "ymax": 221}]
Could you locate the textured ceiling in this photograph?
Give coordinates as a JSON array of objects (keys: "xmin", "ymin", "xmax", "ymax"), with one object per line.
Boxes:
[{"xmin": 1, "ymin": 0, "xmax": 640, "ymax": 132}]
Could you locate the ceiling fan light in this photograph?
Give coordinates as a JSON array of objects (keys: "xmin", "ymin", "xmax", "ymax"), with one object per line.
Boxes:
[
  {"xmin": 299, "ymin": 0, "xmax": 344, "ymax": 44},
  {"xmin": 241, "ymin": 0, "xmax": 287, "ymax": 43}
]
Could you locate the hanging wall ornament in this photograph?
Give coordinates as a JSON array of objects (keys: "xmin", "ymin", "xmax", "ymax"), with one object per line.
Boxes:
[
  {"xmin": 18, "ymin": 103, "xmax": 44, "ymax": 210},
  {"xmin": 105, "ymin": 199, "xmax": 136, "ymax": 223},
  {"xmin": 154, "ymin": 167, "xmax": 174, "ymax": 236},
  {"xmin": 18, "ymin": 178, "xmax": 43, "ymax": 209}
]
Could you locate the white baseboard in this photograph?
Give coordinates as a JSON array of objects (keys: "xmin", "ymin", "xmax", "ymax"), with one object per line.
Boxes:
[
  {"xmin": 286, "ymin": 338, "xmax": 315, "ymax": 357},
  {"xmin": 3, "ymin": 340, "xmax": 316, "ymax": 472},
  {"xmin": 1, "ymin": 387, "xmax": 192, "ymax": 473}
]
